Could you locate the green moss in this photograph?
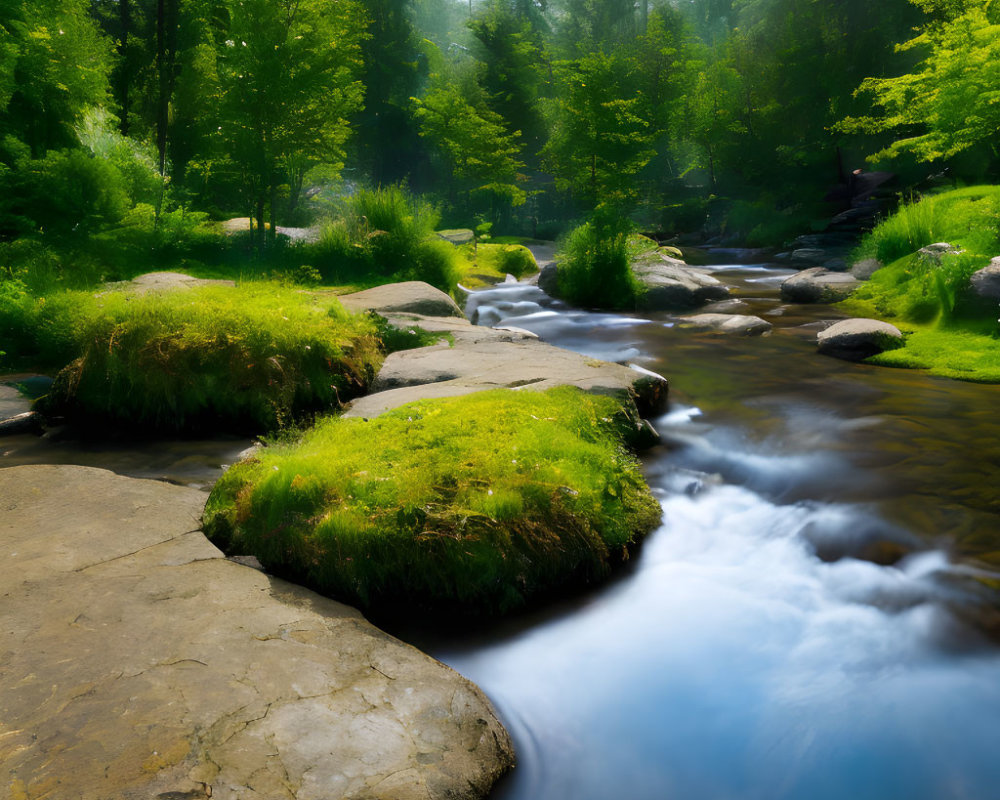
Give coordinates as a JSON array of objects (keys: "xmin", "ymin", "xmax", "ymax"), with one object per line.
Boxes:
[
  {"xmin": 455, "ymin": 242, "xmax": 538, "ymax": 287},
  {"xmin": 20, "ymin": 283, "xmax": 384, "ymax": 432},
  {"xmin": 203, "ymin": 387, "xmax": 662, "ymax": 616},
  {"xmin": 866, "ymin": 326, "xmax": 1000, "ymax": 382}
]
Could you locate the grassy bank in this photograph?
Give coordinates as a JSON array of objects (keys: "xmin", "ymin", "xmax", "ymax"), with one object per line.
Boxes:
[
  {"xmin": 1, "ymin": 282, "xmax": 386, "ymax": 432},
  {"xmin": 841, "ymin": 186, "xmax": 1000, "ymax": 383},
  {"xmin": 203, "ymin": 387, "xmax": 662, "ymax": 617}
]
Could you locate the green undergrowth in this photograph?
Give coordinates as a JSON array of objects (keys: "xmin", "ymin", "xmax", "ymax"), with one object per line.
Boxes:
[
  {"xmin": 2, "ymin": 282, "xmax": 386, "ymax": 432},
  {"xmin": 203, "ymin": 387, "xmax": 662, "ymax": 617},
  {"xmin": 840, "ymin": 185, "xmax": 1000, "ymax": 383},
  {"xmin": 456, "ymin": 242, "xmax": 537, "ymax": 287},
  {"xmin": 854, "ymin": 185, "xmax": 1000, "ymax": 266},
  {"xmin": 556, "ymin": 212, "xmax": 652, "ymax": 310}
]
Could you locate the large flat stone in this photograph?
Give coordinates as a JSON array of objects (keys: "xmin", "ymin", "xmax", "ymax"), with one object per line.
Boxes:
[
  {"xmin": 0, "ymin": 465, "xmax": 513, "ymax": 800},
  {"xmin": 780, "ymin": 267, "xmax": 860, "ymax": 303},
  {"xmin": 338, "ymin": 282, "xmax": 465, "ymax": 319},
  {"xmin": 631, "ymin": 252, "xmax": 730, "ymax": 311},
  {"xmin": 347, "ymin": 339, "xmax": 668, "ymax": 419}
]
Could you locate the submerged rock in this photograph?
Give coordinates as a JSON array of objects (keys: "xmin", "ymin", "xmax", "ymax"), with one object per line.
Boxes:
[
  {"xmin": 676, "ymin": 313, "xmax": 772, "ymax": 336},
  {"xmin": 780, "ymin": 267, "xmax": 860, "ymax": 303},
  {"xmin": 0, "ymin": 464, "xmax": 514, "ymax": 800},
  {"xmin": 816, "ymin": 318, "xmax": 904, "ymax": 361}
]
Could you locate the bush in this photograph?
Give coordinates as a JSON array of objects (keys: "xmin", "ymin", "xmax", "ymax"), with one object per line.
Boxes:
[
  {"xmin": 203, "ymin": 387, "xmax": 662, "ymax": 617},
  {"xmin": 556, "ymin": 210, "xmax": 647, "ymax": 310},
  {"xmin": 309, "ymin": 186, "xmax": 461, "ymax": 292},
  {"xmin": 27, "ymin": 283, "xmax": 384, "ymax": 433},
  {"xmin": 854, "ymin": 186, "xmax": 1000, "ymax": 266}
]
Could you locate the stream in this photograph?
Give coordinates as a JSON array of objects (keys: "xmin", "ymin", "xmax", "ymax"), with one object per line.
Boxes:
[
  {"xmin": 428, "ymin": 254, "xmax": 1000, "ymax": 800},
  {"xmin": 2, "ymin": 253, "xmax": 999, "ymax": 799}
]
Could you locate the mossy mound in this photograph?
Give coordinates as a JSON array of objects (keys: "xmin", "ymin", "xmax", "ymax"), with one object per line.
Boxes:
[
  {"xmin": 203, "ymin": 387, "xmax": 662, "ymax": 617},
  {"xmin": 28, "ymin": 283, "xmax": 384, "ymax": 432}
]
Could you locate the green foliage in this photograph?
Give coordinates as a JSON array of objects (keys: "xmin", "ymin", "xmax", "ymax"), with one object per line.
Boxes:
[
  {"xmin": 311, "ymin": 186, "xmax": 462, "ymax": 291},
  {"xmin": 203, "ymin": 387, "xmax": 662, "ymax": 616},
  {"xmin": 5, "ymin": 283, "xmax": 383, "ymax": 433},
  {"xmin": 854, "ymin": 186, "xmax": 1000, "ymax": 265},
  {"xmin": 472, "ymin": 242, "xmax": 538, "ymax": 280},
  {"xmin": 556, "ymin": 210, "xmax": 648, "ymax": 309},
  {"xmin": 841, "ymin": 2, "xmax": 1000, "ymax": 163}
]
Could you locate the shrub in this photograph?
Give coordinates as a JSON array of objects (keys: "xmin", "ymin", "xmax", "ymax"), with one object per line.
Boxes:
[
  {"xmin": 556, "ymin": 210, "xmax": 647, "ymax": 310},
  {"xmin": 30, "ymin": 283, "xmax": 384, "ymax": 433},
  {"xmin": 309, "ymin": 186, "xmax": 461, "ymax": 292},
  {"xmin": 203, "ymin": 387, "xmax": 662, "ymax": 617}
]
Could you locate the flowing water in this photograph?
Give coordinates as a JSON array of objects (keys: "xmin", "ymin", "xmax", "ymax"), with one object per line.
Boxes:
[
  {"xmin": 429, "ymin": 257, "xmax": 1000, "ymax": 800},
  {"xmin": 3, "ymin": 255, "xmax": 999, "ymax": 799}
]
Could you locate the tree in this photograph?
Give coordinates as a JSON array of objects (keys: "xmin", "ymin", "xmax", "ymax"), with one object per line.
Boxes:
[
  {"xmin": 840, "ymin": 1, "xmax": 1000, "ymax": 164},
  {"xmin": 542, "ymin": 51, "xmax": 658, "ymax": 208},
  {"xmin": 214, "ymin": 0, "xmax": 366, "ymax": 247},
  {"xmin": 412, "ymin": 73, "xmax": 526, "ymax": 212}
]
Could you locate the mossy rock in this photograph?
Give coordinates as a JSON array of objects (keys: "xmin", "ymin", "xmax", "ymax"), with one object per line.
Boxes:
[{"xmin": 203, "ymin": 387, "xmax": 662, "ymax": 617}]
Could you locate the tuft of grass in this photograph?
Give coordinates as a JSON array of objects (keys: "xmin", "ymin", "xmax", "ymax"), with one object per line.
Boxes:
[
  {"xmin": 203, "ymin": 387, "xmax": 662, "ymax": 617},
  {"xmin": 854, "ymin": 185, "xmax": 1000, "ymax": 266},
  {"xmin": 309, "ymin": 186, "xmax": 462, "ymax": 292},
  {"xmin": 556, "ymin": 211, "xmax": 650, "ymax": 310},
  {"xmin": 15, "ymin": 283, "xmax": 384, "ymax": 433}
]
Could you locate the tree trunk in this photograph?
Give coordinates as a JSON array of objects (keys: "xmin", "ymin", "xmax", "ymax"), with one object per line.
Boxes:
[{"xmin": 118, "ymin": 0, "xmax": 131, "ymax": 136}]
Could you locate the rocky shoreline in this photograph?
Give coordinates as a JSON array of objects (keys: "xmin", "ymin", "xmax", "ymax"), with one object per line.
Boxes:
[{"xmin": 0, "ymin": 276, "xmax": 669, "ymax": 800}]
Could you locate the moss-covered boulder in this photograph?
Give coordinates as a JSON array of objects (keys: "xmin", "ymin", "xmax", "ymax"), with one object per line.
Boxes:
[
  {"xmin": 203, "ymin": 387, "xmax": 662, "ymax": 617},
  {"xmin": 34, "ymin": 283, "xmax": 384, "ymax": 433}
]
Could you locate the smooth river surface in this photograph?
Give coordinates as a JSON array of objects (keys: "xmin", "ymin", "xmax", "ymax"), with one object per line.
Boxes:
[{"xmin": 426, "ymin": 256, "xmax": 1000, "ymax": 800}]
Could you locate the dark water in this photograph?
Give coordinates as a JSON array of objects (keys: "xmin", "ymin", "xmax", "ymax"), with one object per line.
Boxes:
[{"xmin": 438, "ymin": 260, "xmax": 1000, "ymax": 800}]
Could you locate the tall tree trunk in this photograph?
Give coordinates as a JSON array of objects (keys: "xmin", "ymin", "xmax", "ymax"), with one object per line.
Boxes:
[
  {"xmin": 118, "ymin": 0, "xmax": 131, "ymax": 136},
  {"xmin": 641, "ymin": 0, "xmax": 649, "ymax": 34},
  {"xmin": 156, "ymin": 0, "xmax": 167, "ymax": 176}
]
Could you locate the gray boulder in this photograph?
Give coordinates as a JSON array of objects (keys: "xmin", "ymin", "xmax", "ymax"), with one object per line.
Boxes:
[
  {"xmin": 0, "ymin": 464, "xmax": 514, "ymax": 800},
  {"xmin": 791, "ymin": 247, "xmax": 828, "ymax": 265},
  {"xmin": 970, "ymin": 256, "xmax": 1000, "ymax": 300},
  {"xmin": 347, "ymin": 338, "xmax": 668, "ymax": 419},
  {"xmin": 917, "ymin": 242, "xmax": 962, "ymax": 264},
  {"xmin": 781, "ymin": 268, "xmax": 860, "ymax": 303},
  {"xmin": 850, "ymin": 258, "xmax": 884, "ymax": 280},
  {"xmin": 338, "ymin": 281, "xmax": 465, "ymax": 319},
  {"xmin": 537, "ymin": 262, "xmax": 559, "ymax": 296},
  {"xmin": 632, "ymin": 251, "xmax": 729, "ymax": 311},
  {"xmin": 817, "ymin": 318, "xmax": 904, "ymax": 361},
  {"xmin": 436, "ymin": 228, "xmax": 475, "ymax": 245},
  {"xmin": 677, "ymin": 313, "xmax": 772, "ymax": 336}
]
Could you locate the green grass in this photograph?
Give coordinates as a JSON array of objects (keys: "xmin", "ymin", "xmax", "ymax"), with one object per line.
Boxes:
[
  {"xmin": 864, "ymin": 325, "xmax": 1000, "ymax": 382},
  {"xmin": 556, "ymin": 213, "xmax": 651, "ymax": 310},
  {"xmin": 854, "ymin": 185, "xmax": 1000, "ymax": 266},
  {"xmin": 2, "ymin": 282, "xmax": 385, "ymax": 433},
  {"xmin": 839, "ymin": 185, "xmax": 1000, "ymax": 383},
  {"xmin": 309, "ymin": 186, "xmax": 462, "ymax": 293},
  {"xmin": 203, "ymin": 387, "xmax": 662, "ymax": 617}
]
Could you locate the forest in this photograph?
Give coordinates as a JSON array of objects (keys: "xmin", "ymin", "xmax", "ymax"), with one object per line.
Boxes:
[{"xmin": 1, "ymin": 0, "xmax": 996, "ymax": 287}]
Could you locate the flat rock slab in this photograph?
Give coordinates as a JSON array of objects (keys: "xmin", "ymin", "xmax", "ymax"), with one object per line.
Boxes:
[
  {"xmin": 380, "ymin": 312, "xmax": 538, "ymax": 345},
  {"xmin": 111, "ymin": 271, "xmax": 237, "ymax": 293},
  {"xmin": 347, "ymin": 339, "xmax": 667, "ymax": 419},
  {"xmin": 0, "ymin": 465, "xmax": 513, "ymax": 800},
  {"xmin": 780, "ymin": 267, "xmax": 860, "ymax": 303},
  {"xmin": 339, "ymin": 282, "xmax": 465, "ymax": 319},
  {"xmin": 676, "ymin": 313, "xmax": 772, "ymax": 336},
  {"xmin": 817, "ymin": 318, "xmax": 904, "ymax": 361}
]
